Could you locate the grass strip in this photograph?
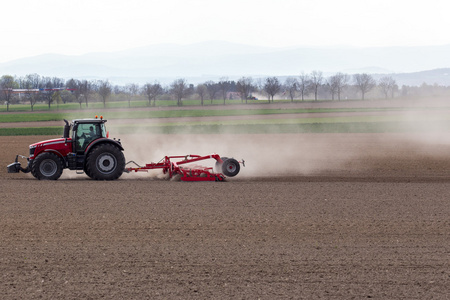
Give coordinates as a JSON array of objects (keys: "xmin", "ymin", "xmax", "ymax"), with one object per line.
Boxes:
[{"xmin": 0, "ymin": 127, "xmax": 63, "ymax": 136}]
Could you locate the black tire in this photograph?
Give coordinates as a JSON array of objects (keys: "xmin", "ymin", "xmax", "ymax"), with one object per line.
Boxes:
[
  {"xmin": 31, "ymin": 152, "xmax": 63, "ymax": 180},
  {"xmin": 215, "ymin": 156, "xmax": 228, "ymax": 173},
  {"xmin": 84, "ymin": 165, "xmax": 92, "ymax": 179},
  {"xmin": 86, "ymin": 143, "xmax": 125, "ymax": 180},
  {"xmin": 222, "ymin": 158, "xmax": 240, "ymax": 177}
]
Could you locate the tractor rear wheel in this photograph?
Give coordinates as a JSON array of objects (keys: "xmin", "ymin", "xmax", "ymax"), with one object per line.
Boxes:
[
  {"xmin": 86, "ymin": 143, "xmax": 125, "ymax": 180},
  {"xmin": 83, "ymin": 165, "xmax": 91, "ymax": 179},
  {"xmin": 31, "ymin": 152, "xmax": 63, "ymax": 180},
  {"xmin": 222, "ymin": 158, "xmax": 240, "ymax": 177}
]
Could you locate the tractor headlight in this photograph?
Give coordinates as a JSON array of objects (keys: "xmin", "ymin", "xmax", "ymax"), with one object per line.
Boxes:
[{"xmin": 29, "ymin": 146, "xmax": 36, "ymax": 158}]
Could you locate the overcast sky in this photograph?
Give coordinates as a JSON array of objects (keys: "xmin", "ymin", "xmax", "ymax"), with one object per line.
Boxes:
[{"xmin": 1, "ymin": 0, "xmax": 449, "ymax": 63}]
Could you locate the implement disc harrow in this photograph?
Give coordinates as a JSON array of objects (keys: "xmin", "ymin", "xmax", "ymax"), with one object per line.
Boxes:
[{"xmin": 124, "ymin": 154, "xmax": 244, "ymax": 182}]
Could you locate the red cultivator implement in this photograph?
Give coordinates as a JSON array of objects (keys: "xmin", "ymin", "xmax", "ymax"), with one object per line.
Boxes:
[{"xmin": 124, "ymin": 154, "xmax": 244, "ymax": 182}]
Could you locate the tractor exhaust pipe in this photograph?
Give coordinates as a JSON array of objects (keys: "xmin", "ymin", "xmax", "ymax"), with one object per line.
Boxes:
[
  {"xmin": 7, "ymin": 155, "xmax": 31, "ymax": 173},
  {"xmin": 63, "ymin": 119, "xmax": 70, "ymax": 139}
]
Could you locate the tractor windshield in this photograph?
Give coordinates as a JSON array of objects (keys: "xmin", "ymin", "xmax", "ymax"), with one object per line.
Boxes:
[{"xmin": 74, "ymin": 123, "xmax": 104, "ymax": 152}]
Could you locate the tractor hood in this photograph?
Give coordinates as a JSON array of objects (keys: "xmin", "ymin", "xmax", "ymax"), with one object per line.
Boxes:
[
  {"xmin": 30, "ymin": 138, "xmax": 69, "ymax": 149},
  {"xmin": 29, "ymin": 138, "xmax": 72, "ymax": 159}
]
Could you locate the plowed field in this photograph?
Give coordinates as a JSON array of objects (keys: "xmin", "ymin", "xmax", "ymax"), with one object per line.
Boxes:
[{"xmin": 1, "ymin": 133, "xmax": 449, "ymax": 299}]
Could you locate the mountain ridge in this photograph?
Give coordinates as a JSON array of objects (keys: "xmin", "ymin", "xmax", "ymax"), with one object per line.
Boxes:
[{"xmin": 1, "ymin": 41, "xmax": 449, "ymax": 85}]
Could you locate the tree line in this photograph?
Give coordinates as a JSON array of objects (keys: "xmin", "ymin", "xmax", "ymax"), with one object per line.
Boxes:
[{"xmin": 0, "ymin": 71, "xmax": 448, "ymax": 111}]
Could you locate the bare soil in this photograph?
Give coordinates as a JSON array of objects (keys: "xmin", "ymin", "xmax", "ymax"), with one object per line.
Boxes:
[{"xmin": 1, "ymin": 133, "xmax": 450, "ymax": 299}]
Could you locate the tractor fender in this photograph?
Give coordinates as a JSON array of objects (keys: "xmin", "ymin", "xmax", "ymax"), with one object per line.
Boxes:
[
  {"xmin": 31, "ymin": 149, "xmax": 67, "ymax": 168},
  {"xmin": 85, "ymin": 138, "xmax": 124, "ymax": 156},
  {"xmin": 41, "ymin": 149, "xmax": 65, "ymax": 160}
]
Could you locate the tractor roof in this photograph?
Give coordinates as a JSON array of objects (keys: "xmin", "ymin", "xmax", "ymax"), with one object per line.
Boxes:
[{"xmin": 72, "ymin": 119, "xmax": 107, "ymax": 124}]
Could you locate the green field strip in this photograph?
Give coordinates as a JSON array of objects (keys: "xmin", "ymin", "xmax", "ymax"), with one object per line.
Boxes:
[
  {"xmin": 0, "ymin": 127, "xmax": 63, "ymax": 136},
  {"xmin": 0, "ymin": 99, "xmax": 266, "ymax": 112}
]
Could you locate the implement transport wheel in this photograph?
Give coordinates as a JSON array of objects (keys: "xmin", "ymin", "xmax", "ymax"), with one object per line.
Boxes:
[
  {"xmin": 86, "ymin": 143, "xmax": 125, "ymax": 180},
  {"xmin": 31, "ymin": 152, "xmax": 63, "ymax": 180},
  {"xmin": 222, "ymin": 158, "xmax": 240, "ymax": 177},
  {"xmin": 215, "ymin": 156, "xmax": 228, "ymax": 173}
]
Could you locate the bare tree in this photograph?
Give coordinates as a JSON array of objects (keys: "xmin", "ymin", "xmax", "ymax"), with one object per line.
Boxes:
[
  {"xmin": 128, "ymin": 83, "xmax": 140, "ymax": 107},
  {"xmin": 298, "ymin": 72, "xmax": 310, "ymax": 101},
  {"xmin": 284, "ymin": 77, "xmax": 298, "ymax": 102},
  {"xmin": 378, "ymin": 76, "xmax": 397, "ymax": 99},
  {"xmin": 310, "ymin": 70, "xmax": 323, "ymax": 101},
  {"xmin": 22, "ymin": 73, "xmax": 42, "ymax": 111},
  {"xmin": 52, "ymin": 77, "xmax": 65, "ymax": 109},
  {"xmin": 97, "ymin": 80, "xmax": 112, "ymax": 108},
  {"xmin": 27, "ymin": 91, "xmax": 42, "ymax": 111},
  {"xmin": 205, "ymin": 81, "xmax": 220, "ymax": 104},
  {"xmin": 52, "ymin": 77, "xmax": 65, "ymax": 89},
  {"xmin": 79, "ymin": 80, "xmax": 93, "ymax": 108},
  {"xmin": 218, "ymin": 77, "xmax": 230, "ymax": 105},
  {"xmin": 196, "ymin": 84, "xmax": 207, "ymax": 106},
  {"xmin": 54, "ymin": 78, "xmax": 65, "ymax": 109},
  {"xmin": 23, "ymin": 73, "xmax": 41, "ymax": 89},
  {"xmin": 328, "ymin": 76, "xmax": 339, "ymax": 100},
  {"xmin": 336, "ymin": 73, "xmax": 349, "ymax": 100},
  {"xmin": 143, "ymin": 82, "xmax": 163, "ymax": 106},
  {"xmin": 170, "ymin": 78, "xmax": 189, "ymax": 106},
  {"xmin": 354, "ymin": 73, "xmax": 376, "ymax": 100},
  {"xmin": 236, "ymin": 77, "xmax": 254, "ymax": 104},
  {"xmin": 328, "ymin": 72, "xmax": 349, "ymax": 100},
  {"xmin": 40, "ymin": 77, "xmax": 54, "ymax": 109},
  {"xmin": 53, "ymin": 90, "xmax": 63, "ymax": 110},
  {"xmin": 124, "ymin": 83, "xmax": 140, "ymax": 107},
  {"xmin": 66, "ymin": 78, "xmax": 83, "ymax": 108},
  {"xmin": 0, "ymin": 75, "xmax": 18, "ymax": 112},
  {"xmin": 263, "ymin": 77, "xmax": 281, "ymax": 102},
  {"xmin": 113, "ymin": 85, "xmax": 122, "ymax": 95}
]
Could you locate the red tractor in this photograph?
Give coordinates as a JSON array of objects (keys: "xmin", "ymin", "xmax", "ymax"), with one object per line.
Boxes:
[
  {"xmin": 7, "ymin": 117, "xmax": 244, "ymax": 181},
  {"xmin": 7, "ymin": 117, "xmax": 125, "ymax": 180}
]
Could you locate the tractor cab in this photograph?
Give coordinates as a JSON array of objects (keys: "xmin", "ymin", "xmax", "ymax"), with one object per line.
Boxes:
[
  {"xmin": 69, "ymin": 119, "xmax": 108, "ymax": 153},
  {"xmin": 61, "ymin": 117, "xmax": 123, "ymax": 176}
]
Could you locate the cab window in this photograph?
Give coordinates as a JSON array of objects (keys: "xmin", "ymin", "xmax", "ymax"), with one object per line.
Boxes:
[{"xmin": 74, "ymin": 124, "xmax": 102, "ymax": 152}]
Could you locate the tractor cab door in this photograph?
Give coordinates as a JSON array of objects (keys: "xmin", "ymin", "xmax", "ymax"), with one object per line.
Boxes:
[{"xmin": 73, "ymin": 123, "xmax": 102, "ymax": 153}]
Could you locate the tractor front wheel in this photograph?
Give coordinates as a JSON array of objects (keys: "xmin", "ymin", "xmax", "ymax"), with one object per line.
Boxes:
[
  {"xmin": 86, "ymin": 143, "xmax": 125, "ymax": 180},
  {"xmin": 31, "ymin": 152, "xmax": 63, "ymax": 180}
]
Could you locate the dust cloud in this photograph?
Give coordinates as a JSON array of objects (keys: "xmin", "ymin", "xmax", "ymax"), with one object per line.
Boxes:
[
  {"xmin": 106, "ymin": 100, "xmax": 450, "ymax": 180},
  {"xmin": 119, "ymin": 131, "xmax": 450, "ymax": 180}
]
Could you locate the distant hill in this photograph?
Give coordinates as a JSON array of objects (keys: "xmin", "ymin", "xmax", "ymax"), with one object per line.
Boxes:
[
  {"xmin": 0, "ymin": 41, "xmax": 449, "ymax": 86},
  {"xmin": 383, "ymin": 68, "xmax": 450, "ymax": 86}
]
